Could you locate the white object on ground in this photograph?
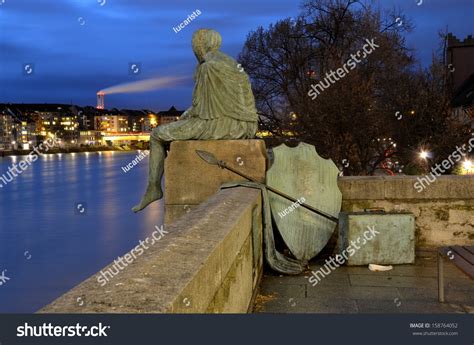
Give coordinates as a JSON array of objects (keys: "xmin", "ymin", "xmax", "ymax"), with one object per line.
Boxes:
[{"xmin": 368, "ymin": 264, "xmax": 393, "ymax": 272}]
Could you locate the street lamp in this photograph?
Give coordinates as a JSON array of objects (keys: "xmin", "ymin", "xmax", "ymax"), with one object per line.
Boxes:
[
  {"xmin": 419, "ymin": 150, "xmax": 429, "ymax": 160},
  {"xmin": 418, "ymin": 149, "xmax": 431, "ymax": 174},
  {"xmin": 463, "ymin": 160, "xmax": 473, "ymax": 174}
]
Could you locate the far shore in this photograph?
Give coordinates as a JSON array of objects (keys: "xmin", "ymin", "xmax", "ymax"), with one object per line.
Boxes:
[{"xmin": 0, "ymin": 146, "xmax": 148, "ymax": 157}]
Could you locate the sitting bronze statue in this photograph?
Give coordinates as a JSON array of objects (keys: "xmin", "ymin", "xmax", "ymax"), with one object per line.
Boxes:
[{"xmin": 133, "ymin": 29, "xmax": 258, "ymax": 212}]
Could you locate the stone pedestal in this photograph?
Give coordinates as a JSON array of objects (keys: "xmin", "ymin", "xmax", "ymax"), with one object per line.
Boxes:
[{"xmin": 164, "ymin": 139, "xmax": 267, "ymax": 224}]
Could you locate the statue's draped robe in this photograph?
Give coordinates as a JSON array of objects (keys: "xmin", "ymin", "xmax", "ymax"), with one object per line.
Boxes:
[
  {"xmin": 154, "ymin": 51, "xmax": 258, "ymax": 141},
  {"xmin": 190, "ymin": 51, "xmax": 258, "ymax": 122}
]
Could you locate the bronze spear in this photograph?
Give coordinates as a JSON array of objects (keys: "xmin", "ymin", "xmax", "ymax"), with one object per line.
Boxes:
[{"xmin": 195, "ymin": 150, "xmax": 339, "ymax": 223}]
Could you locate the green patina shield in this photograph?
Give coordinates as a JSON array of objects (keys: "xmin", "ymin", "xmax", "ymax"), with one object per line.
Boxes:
[{"xmin": 267, "ymin": 143, "xmax": 342, "ymax": 261}]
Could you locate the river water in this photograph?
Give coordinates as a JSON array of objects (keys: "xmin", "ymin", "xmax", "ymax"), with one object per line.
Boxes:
[{"xmin": 0, "ymin": 151, "xmax": 163, "ymax": 312}]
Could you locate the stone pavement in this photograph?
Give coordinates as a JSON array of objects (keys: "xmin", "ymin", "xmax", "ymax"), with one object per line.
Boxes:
[{"xmin": 253, "ymin": 250, "xmax": 474, "ymax": 313}]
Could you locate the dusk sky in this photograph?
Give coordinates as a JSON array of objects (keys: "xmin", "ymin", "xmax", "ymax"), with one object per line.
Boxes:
[{"xmin": 0, "ymin": 0, "xmax": 473, "ymax": 111}]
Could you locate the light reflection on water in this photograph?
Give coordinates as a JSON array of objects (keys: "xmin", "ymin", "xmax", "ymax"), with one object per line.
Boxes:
[{"xmin": 0, "ymin": 151, "xmax": 163, "ymax": 313}]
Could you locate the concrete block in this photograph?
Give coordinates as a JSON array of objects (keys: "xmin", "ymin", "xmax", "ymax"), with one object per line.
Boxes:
[
  {"xmin": 339, "ymin": 175, "xmax": 474, "ymax": 200},
  {"xmin": 384, "ymin": 176, "xmax": 429, "ymax": 199},
  {"xmin": 338, "ymin": 176, "xmax": 385, "ymax": 200},
  {"xmin": 165, "ymin": 140, "xmax": 266, "ymax": 204},
  {"xmin": 339, "ymin": 212, "xmax": 415, "ymax": 265},
  {"xmin": 410, "ymin": 175, "xmax": 474, "ymax": 199},
  {"xmin": 164, "ymin": 139, "xmax": 267, "ymax": 224}
]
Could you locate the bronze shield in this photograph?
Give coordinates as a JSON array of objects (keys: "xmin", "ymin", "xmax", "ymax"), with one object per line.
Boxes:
[{"xmin": 267, "ymin": 143, "xmax": 342, "ymax": 261}]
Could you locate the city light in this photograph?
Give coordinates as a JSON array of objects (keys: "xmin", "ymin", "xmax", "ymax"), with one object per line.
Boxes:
[
  {"xmin": 1, "ymin": 103, "xmax": 179, "ymax": 154},
  {"xmin": 462, "ymin": 159, "xmax": 473, "ymax": 174},
  {"xmin": 149, "ymin": 114, "xmax": 157, "ymax": 127},
  {"xmin": 419, "ymin": 150, "xmax": 429, "ymax": 160}
]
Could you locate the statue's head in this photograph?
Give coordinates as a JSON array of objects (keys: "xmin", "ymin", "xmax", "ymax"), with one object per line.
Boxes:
[{"xmin": 192, "ymin": 29, "xmax": 222, "ymax": 63}]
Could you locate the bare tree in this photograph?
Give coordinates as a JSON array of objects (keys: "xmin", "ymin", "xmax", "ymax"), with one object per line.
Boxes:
[{"xmin": 239, "ymin": 0, "xmax": 471, "ymax": 175}]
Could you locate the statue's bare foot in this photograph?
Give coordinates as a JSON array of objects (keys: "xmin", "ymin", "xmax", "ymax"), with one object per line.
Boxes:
[{"xmin": 132, "ymin": 187, "xmax": 163, "ymax": 213}]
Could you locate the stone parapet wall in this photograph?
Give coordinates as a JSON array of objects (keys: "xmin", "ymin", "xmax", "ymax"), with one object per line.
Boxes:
[
  {"xmin": 338, "ymin": 176, "xmax": 474, "ymax": 247},
  {"xmin": 40, "ymin": 187, "xmax": 263, "ymax": 313}
]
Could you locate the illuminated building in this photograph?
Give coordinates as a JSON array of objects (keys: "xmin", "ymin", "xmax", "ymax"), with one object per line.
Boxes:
[
  {"xmin": 94, "ymin": 113, "xmax": 129, "ymax": 133},
  {"xmin": 0, "ymin": 111, "xmax": 14, "ymax": 151},
  {"xmin": 0, "ymin": 105, "xmax": 38, "ymax": 150},
  {"xmin": 158, "ymin": 106, "xmax": 184, "ymax": 126}
]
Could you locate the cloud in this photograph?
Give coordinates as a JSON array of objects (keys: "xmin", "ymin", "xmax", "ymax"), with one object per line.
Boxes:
[{"xmin": 2, "ymin": 0, "xmax": 471, "ymax": 110}]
